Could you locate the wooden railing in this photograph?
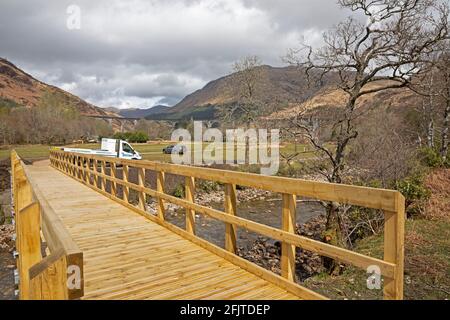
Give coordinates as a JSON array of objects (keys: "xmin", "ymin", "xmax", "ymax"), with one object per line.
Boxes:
[
  {"xmin": 11, "ymin": 151, "xmax": 83, "ymax": 300},
  {"xmin": 49, "ymin": 149, "xmax": 405, "ymax": 300}
]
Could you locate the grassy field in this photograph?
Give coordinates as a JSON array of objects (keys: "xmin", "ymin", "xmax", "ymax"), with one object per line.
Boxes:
[{"xmin": 0, "ymin": 141, "xmax": 319, "ymax": 163}]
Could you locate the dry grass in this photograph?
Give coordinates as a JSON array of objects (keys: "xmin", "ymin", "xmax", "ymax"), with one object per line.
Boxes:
[
  {"xmin": 424, "ymin": 168, "xmax": 450, "ymax": 222},
  {"xmin": 303, "ymin": 168, "xmax": 450, "ymax": 300}
]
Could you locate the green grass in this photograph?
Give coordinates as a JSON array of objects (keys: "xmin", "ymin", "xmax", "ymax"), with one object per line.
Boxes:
[
  {"xmin": 0, "ymin": 142, "xmax": 320, "ymax": 163},
  {"xmin": 303, "ymin": 218, "xmax": 450, "ymax": 300},
  {"xmin": 0, "ymin": 144, "xmax": 52, "ymax": 161}
]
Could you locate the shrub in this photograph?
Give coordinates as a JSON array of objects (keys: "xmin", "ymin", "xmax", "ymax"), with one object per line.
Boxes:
[
  {"xmin": 197, "ymin": 180, "xmax": 220, "ymax": 193},
  {"xmin": 418, "ymin": 146, "xmax": 450, "ymax": 169},
  {"xmin": 419, "ymin": 147, "xmax": 444, "ymax": 168},
  {"xmin": 395, "ymin": 173, "xmax": 430, "ymax": 216},
  {"xmin": 172, "ymin": 183, "xmax": 185, "ymax": 198},
  {"xmin": 113, "ymin": 131, "xmax": 149, "ymax": 143}
]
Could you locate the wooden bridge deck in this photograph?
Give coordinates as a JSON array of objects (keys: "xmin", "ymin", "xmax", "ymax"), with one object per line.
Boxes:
[{"xmin": 26, "ymin": 161, "xmax": 300, "ymax": 300}]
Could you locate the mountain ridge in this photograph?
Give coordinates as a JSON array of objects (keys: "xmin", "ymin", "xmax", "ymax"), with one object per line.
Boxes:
[{"xmin": 0, "ymin": 57, "xmax": 119, "ymax": 118}]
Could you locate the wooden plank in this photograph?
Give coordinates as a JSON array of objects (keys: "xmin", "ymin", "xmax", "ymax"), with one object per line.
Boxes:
[
  {"xmin": 156, "ymin": 172, "xmax": 165, "ymax": 220},
  {"xmin": 123, "ymin": 165, "xmax": 129, "ymax": 203},
  {"xmin": 383, "ymin": 193, "xmax": 405, "ymax": 300},
  {"xmin": 111, "ymin": 163, "xmax": 117, "ymax": 197},
  {"xmin": 29, "ymin": 251, "xmax": 68, "ymax": 300},
  {"xmin": 185, "ymin": 176, "xmax": 195, "ymax": 234},
  {"xmin": 100, "ymin": 161, "xmax": 107, "ymax": 192},
  {"xmin": 93, "ymin": 160, "xmax": 99, "ymax": 188},
  {"xmin": 18, "ymin": 202, "xmax": 42, "ymax": 300},
  {"xmin": 137, "ymin": 168, "xmax": 146, "ymax": 211},
  {"xmin": 281, "ymin": 193, "xmax": 296, "ymax": 282},
  {"xmin": 224, "ymin": 183, "xmax": 237, "ymax": 253}
]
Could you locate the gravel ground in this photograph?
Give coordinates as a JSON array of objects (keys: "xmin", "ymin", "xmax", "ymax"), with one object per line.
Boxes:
[
  {"xmin": 0, "ymin": 224, "xmax": 15, "ymax": 300},
  {"xmin": 0, "ymin": 159, "xmax": 15, "ymax": 300}
]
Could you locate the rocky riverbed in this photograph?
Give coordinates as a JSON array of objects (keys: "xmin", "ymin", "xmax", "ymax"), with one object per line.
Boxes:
[
  {"xmin": 0, "ymin": 224, "xmax": 15, "ymax": 300},
  {"xmin": 0, "ymin": 160, "xmax": 15, "ymax": 300}
]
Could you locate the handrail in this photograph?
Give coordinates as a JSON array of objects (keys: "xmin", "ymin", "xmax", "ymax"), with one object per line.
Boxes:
[
  {"xmin": 49, "ymin": 149, "xmax": 405, "ymax": 300},
  {"xmin": 11, "ymin": 151, "xmax": 84, "ymax": 300}
]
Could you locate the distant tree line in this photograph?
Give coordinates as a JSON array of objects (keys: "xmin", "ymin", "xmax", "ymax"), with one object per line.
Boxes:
[
  {"xmin": 113, "ymin": 131, "xmax": 149, "ymax": 143},
  {"xmin": 0, "ymin": 91, "xmax": 113, "ymax": 145}
]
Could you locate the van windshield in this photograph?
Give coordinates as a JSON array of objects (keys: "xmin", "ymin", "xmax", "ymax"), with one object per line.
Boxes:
[{"xmin": 122, "ymin": 143, "xmax": 134, "ymax": 154}]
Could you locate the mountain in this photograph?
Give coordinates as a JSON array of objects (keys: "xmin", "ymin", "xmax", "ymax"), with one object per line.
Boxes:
[
  {"xmin": 116, "ymin": 105, "xmax": 171, "ymax": 118},
  {"xmin": 267, "ymin": 80, "xmax": 417, "ymax": 120},
  {"xmin": 0, "ymin": 57, "xmax": 119, "ymax": 118},
  {"xmin": 146, "ymin": 65, "xmax": 342, "ymax": 121}
]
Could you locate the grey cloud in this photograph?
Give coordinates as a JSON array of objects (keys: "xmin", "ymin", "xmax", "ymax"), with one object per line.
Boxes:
[{"xmin": 0, "ymin": 0, "xmax": 355, "ymax": 109}]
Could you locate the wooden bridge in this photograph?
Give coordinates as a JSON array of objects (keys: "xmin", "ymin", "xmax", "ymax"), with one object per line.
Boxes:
[{"xmin": 11, "ymin": 149, "xmax": 405, "ymax": 300}]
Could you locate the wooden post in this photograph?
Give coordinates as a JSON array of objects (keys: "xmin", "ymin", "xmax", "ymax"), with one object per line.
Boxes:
[
  {"xmin": 281, "ymin": 193, "xmax": 296, "ymax": 282},
  {"xmin": 156, "ymin": 172, "xmax": 165, "ymax": 220},
  {"xmin": 83, "ymin": 157, "xmax": 89, "ymax": 184},
  {"xmin": 383, "ymin": 193, "xmax": 405, "ymax": 300},
  {"xmin": 123, "ymin": 164, "xmax": 129, "ymax": 203},
  {"xmin": 64, "ymin": 154, "xmax": 68, "ymax": 173},
  {"xmin": 185, "ymin": 176, "xmax": 195, "ymax": 234},
  {"xmin": 138, "ymin": 168, "xmax": 146, "ymax": 211},
  {"xmin": 18, "ymin": 202, "xmax": 41, "ymax": 300},
  {"xmin": 111, "ymin": 163, "xmax": 117, "ymax": 197},
  {"xmin": 100, "ymin": 161, "xmax": 106, "ymax": 192},
  {"xmin": 93, "ymin": 159, "xmax": 99, "ymax": 188},
  {"xmin": 29, "ymin": 252, "xmax": 69, "ymax": 300},
  {"xmin": 75, "ymin": 156, "xmax": 81, "ymax": 180},
  {"xmin": 224, "ymin": 183, "xmax": 237, "ymax": 253},
  {"xmin": 70, "ymin": 154, "xmax": 74, "ymax": 176}
]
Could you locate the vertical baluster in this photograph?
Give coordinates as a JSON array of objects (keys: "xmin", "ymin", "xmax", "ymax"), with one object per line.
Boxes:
[
  {"xmin": 93, "ymin": 159, "xmax": 99, "ymax": 188},
  {"xmin": 156, "ymin": 172, "xmax": 165, "ymax": 220},
  {"xmin": 383, "ymin": 193, "xmax": 405, "ymax": 300},
  {"xmin": 111, "ymin": 162, "xmax": 117, "ymax": 197},
  {"xmin": 281, "ymin": 193, "xmax": 296, "ymax": 282},
  {"xmin": 123, "ymin": 164, "xmax": 129, "ymax": 202},
  {"xmin": 224, "ymin": 183, "xmax": 237, "ymax": 253},
  {"xmin": 138, "ymin": 167, "xmax": 146, "ymax": 211},
  {"xmin": 185, "ymin": 176, "xmax": 195, "ymax": 234},
  {"xmin": 100, "ymin": 160, "xmax": 106, "ymax": 192}
]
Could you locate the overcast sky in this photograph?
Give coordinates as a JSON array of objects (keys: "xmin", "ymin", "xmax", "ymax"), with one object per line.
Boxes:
[{"xmin": 0, "ymin": 0, "xmax": 352, "ymax": 109}]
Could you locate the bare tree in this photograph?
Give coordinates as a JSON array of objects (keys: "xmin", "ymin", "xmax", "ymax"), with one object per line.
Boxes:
[
  {"xmin": 410, "ymin": 40, "xmax": 450, "ymax": 162},
  {"xmin": 220, "ymin": 55, "xmax": 264, "ymax": 125},
  {"xmin": 283, "ymin": 0, "xmax": 449, "ymax": 256},
  {"xmin": 219, "ymin": 56, "xmax": 265, "ymax": 163},
  {"xmin": 435, "ymin": 45, "xmax": 450, "ymax": 161}
]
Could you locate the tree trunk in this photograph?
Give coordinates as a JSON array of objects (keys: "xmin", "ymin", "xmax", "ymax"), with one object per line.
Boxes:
[
  {"xmin": 427, "ymin": 119, "xmax": 435, "ymax": 148},
  {"xmin": 440, "ymin": 98, "xmax": 450, "ymax": 161},
  {"xmin": 323, "ymin": 202, "xmax": 344, "ymax": 275}
]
